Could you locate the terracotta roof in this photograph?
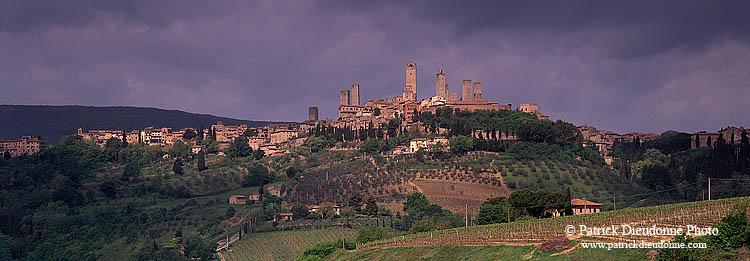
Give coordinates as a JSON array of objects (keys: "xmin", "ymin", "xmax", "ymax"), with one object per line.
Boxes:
[{"xmin": 571, "ymin": 198, "xmax": 602, "ymax": 206}]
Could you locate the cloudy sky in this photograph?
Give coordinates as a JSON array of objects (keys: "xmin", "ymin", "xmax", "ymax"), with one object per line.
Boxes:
[{"xmin": 1, "ymin": 0, "xmax": 749, "ymax": 133}]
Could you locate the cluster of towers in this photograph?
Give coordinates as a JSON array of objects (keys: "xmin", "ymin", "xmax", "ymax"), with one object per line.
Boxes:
[
  {"xmin": 340, "ymin": 84, "xmax": 360, "ymax": 106},
  {"xmin": 435, "ymin": 65, "xmax": 482, "ymax": 103}
]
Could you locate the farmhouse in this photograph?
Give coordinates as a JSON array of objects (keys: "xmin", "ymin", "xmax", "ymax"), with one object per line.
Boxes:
[
  {"xmin": 571, "ymin": 198, "xmax": 602, "ymax": 215},
  {"xmin": 229, "ymin": 195, "xmax": 248, "ymax": 205}
]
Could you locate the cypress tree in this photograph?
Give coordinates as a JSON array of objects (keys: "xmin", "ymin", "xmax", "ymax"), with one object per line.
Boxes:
[
  {"xmin": 198, "ymin": 124, "xmax": 204, "ymax": 141},
  {"xmin": 173, "ymin": 158, "xmax": 184, "ymax": 175},
  {"xmin": 695, "ymin": 134, "xmax": 701, "ymax": 148},
  {"xmin": 121, "ymin": 131, "xmax": 128, "ymax": 148},
  {"xmin": 197, "ymin": 151, "xmax": 207, "ymax": 172}
]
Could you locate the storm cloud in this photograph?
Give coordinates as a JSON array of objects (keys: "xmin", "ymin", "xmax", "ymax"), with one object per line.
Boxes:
[{"xmin": 1, "ymin": 0, "xmax": 749, "ymax": 133}]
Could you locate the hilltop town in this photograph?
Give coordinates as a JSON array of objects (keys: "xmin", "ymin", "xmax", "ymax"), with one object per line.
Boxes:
[{"xmin": 1, "ymin": 62, "xmax": 749, "ymax": 261}]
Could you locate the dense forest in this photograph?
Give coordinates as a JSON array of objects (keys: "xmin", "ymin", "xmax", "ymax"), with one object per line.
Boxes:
[{"xmin": 0, "ymin": 105, "xmax": 280, "ymax": 143}]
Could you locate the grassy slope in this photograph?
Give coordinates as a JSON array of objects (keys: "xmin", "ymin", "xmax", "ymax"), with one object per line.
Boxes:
[
  {"xmin": 96, "ymin": 185, "xmax": 261, "ymax": 260},
  {"xmin": 327, "ymin": 243, "xmax": 648, "ymax": 261},
  {"xmin": 224, "ymin": 229, "xmax": 358, "ymax": 261}
]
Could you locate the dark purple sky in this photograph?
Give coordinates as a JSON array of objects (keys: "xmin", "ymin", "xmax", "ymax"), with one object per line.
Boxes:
[{"xmin": 2, "ymin": 0, "xmax": 749, "ymax": 134}]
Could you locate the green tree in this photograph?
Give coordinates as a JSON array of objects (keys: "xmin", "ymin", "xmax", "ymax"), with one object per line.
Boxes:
[
  {"xmin": 286, "ymin": 166, "xmax": 298, "ymax": 179},
  {"xmin": 304, "ymin": 136, "xmax": 332, "ymax": 152},
  {"xmin": 100, "ymin": 180, "xmax": 118, "ymax": 198},
  {"xmin": 408, "ymin": 219, "xmax": 439, "ymax": 234},
  {"xmin": 243, "ymin": 162, "xmax": 274, "ymax": 187},
  {"xmin": 252, "ymin": 149, "xmax": 264, "ymax": 160},
  {"xmin": 169, "ymin": 141, "xmax": 190, "ymax": 158},
  {"xmin": 173, "ymin": 158, "xmax": 184, "ymax": 175},
  {"xmin": 226, "ymin": 137, "xmax": 252, "ymax": 158},
  {"xmin": 346, "ymin": 192, "xmax": 364, "ymax": 214},
  {"xmin": 364, "ymin": 197, "xmax": 378, "ymax": 216},
  {"xmin": 121, "ymin": 132, "xmax": 129, "ymax": 148},
  {"xmin": 476, "ymin": 196, "xmax": 513, "ymax": 225},
  {"xmin": 104, "ymin": 137, "xmax": 122, "ymax": 162},
  {"xmin": 182, "ymin": 129, "xmax": 197, "ymax": 140},
  {"xmin": 197, "ymin": 125, "xmax": 204, "ymax": 141},
  {"xmin": 360, "ymin": 138, "xmax": 385, "ymax": 154},
  {"xmin": 122, "ymin": 161, "xmax": 140, "ymax": 181},
  {"xmin": 449, "ymin": 135, "xmax": 474, "ymax": 154},
  {"xmin": 632, "ymin": 148, "xmax": 671, "ymax": 188},
  {"xmin": 291, "ymin": 205, "xmax": 310, "ymax": 220},
  {"xmin": 356, "ymin": 226, "xmax": 390, "ymax": 244},
  {"xmin": 182, "ymin": 234, "xmax": 214, "ymax": 260},
  {"xmin": 226, "ymin": 206, "xmax": 236, "ymax": 219},
  {"xmin": 196, "ymin": 151, "xmax": 207, "ymax": 172}
]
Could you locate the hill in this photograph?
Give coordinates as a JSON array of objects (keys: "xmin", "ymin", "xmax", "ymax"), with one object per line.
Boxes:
[
  {"xmin": 0, "ymin": 105, "xmax": 282, "ymax": 143},
  {"xmin": 289, "ymin": 151, "xmax": 649, "ymax": 216}
]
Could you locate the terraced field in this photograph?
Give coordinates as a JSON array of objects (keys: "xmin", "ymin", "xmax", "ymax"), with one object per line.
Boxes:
[
  {"xmin": 413, "ymin": 179, "xmax": 510, "ymax": 216},
  {"xmin": 223, "ymin": 229, "xmax": 357, "ymax": 261},
  {"xmin": 364, "ymin": 197, "xmax": 747, "ymax": 248}
]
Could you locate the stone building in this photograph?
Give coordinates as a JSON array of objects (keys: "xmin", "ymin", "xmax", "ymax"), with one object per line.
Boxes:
[
  {"xmin": 211, "ymin": 122, "xmax": 248, "ymax": 143},
  {"xmin": 402, "ymin": 62, "xmax": 417, "ymax": 101},
  {"xmin": 270, "ymin": 128, "xmax": 298, "ymax": 144},
  {"xmin": 339, "ymin": 90, "xmax": 350, "ymax": 106},
  {"xmin": 520, "ymin": 103, "xmax": 550, "ymax": 120},
  {"xmin": 571, "ymin": 198, "xmax": 602, "ymax": 215},
  {"xmin": 351, "ymin": 84, "xmax": 360, "ymax": 105},
  {"xmin": 338, "ymin": 105, "xmax": 373, "ymax": 119},
  {"xmin": 229, "ymin": 195, "xmax": 247, "ymax": 205},
  {"xmin": 473, "ymin": 82, "xmax": 482, "ymax": 101},
  {"xmin": 435, "ymin": 66, "xmax": 448, "ymax": 98},
  {"xmin": 308, "ymin": 106, "xmax": 319, "ymax": 121},
  {"xmin": 691, "ymin": 131, "xmax": 721, "ymax": 149},
  {"xmin": 520, "ymin": 103, "xmax": 538, "ymax": 113},
  {"xmin": 0, "ymin": 136, "xmax": 42, "ymax": 157},
  {"xmin": 461, "ymin": 80, "xmax": 473, "ymax": 102}
]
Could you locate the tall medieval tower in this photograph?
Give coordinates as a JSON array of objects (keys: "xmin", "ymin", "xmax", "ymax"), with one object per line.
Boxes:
[
  {"xmin": 403, "ymin": 62, "xmax": 417, "ymax": 101},
  {"xmin": 351, "ymin": 84, "xmax": 360, "ymax": 105},
  {"xmin": 473, "ymin": 82, "xmax": 482, "ymax": 101},
  {"xmin": 461, "ymin": 80, "xmax": 473, "ymax": 102},
  {"xmin": 435, "ymin": 66, "xmax": 448, "ymax": 98}
]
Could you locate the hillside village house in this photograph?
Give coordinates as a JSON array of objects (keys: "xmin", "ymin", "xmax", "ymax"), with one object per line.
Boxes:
[
  {"xmin": 274, "ymin": 213, "xmax": 293, "ymax": 222},
  {"xmin": 0, "ymin": 136, "xmax": 42, "ymax": 157},
  {"xmin": 308, "ymin": 205, "xmax": 341, "ymax": 216},
  {"xmin": 229, "ymin": 195, "xmax": 248, "ymax": 205},
  {"xmin": 550, "ymin": 198, "xmax": 603, "ymax": 217},
  {"xmin": 571, "ymin": 198, "xmax": 602, "ymax": 215},
  {"xmin": 409, "ymin": 136, "xmax": 449, "ymax": 153},
  {"xmin": 191, "ymin": 145, "xmax": 203, "ymax": 154}
]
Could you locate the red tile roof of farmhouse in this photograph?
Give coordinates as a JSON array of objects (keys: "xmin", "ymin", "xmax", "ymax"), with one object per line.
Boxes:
[{"xmin": 571, "ymin": 199, "xmax": 602, "ymax": 206}]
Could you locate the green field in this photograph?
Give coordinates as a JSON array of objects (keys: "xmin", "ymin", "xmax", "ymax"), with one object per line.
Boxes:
[
  {"xmin": 327, "ymin": 243, "xmax": 648, "ymax": 261},
  {"xmin": 224, "ymin": 229, "xmax": 358, "ymax": 261}
]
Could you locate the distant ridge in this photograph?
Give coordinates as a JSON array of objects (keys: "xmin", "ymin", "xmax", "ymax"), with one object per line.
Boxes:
[{"xmin": 0, "ymin": 105, "xmax": 284, "ymax": 143}]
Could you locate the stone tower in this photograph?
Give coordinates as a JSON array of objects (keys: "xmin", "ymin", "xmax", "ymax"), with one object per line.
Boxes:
[
  {"xmin": 351, "ymin": 84, "xmax": 360, "ymax": 105},
  {"xmin": 473, "ymin": 82, "xmax": 482, "ymax": 101},
  {"xmin": 435, "ymin": 66, "xmax": 448, "ymax": 98},
  {"xmin": 339, "ymin": 90, "xmax": 350, "ymax": 106},
  {"xmin": 461, "ymin": 80, "xmax": 473, "ymax": 102},
  {"xmin": 308, "ymin": 107, "xmax": 319, "ymax": 121},
  {"xmin": 403, "ymin": 62, "xmax": 417, "ymax": 101}
]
